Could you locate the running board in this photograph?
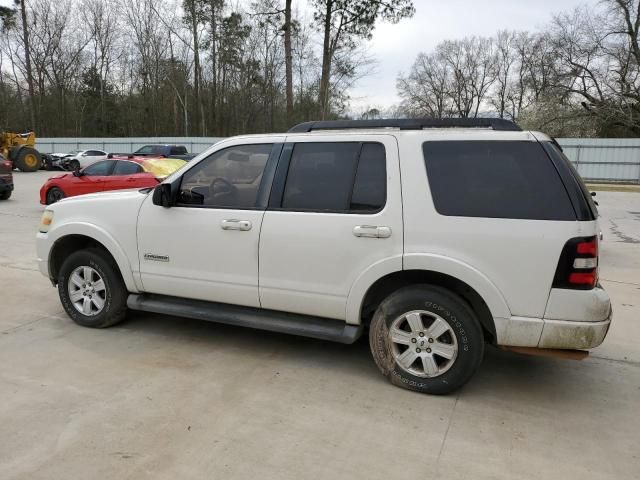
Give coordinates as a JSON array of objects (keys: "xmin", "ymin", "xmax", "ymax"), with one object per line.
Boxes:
[{"xmin": 127, "ymin": 294, "xmax": 363, "ymax": 344}]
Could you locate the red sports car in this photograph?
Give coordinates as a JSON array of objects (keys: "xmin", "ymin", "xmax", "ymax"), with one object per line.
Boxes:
[{"xmin": 40, "ymin": 157, "xmax": 186, "ymax": 205}]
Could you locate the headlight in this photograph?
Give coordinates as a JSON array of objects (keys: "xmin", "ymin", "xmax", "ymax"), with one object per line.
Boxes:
[{"xmin": 39, "ymin": 210, "xmax": 54, "ymax": 233}]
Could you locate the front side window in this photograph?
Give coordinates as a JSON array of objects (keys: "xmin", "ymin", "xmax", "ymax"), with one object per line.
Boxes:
[
  {"xmin": 83, "ymin": 160, "xmax": 115, "ymax": 176},
  {"xmin": 423, "ymin": 141, "xmax": 575, "ymax": 220},
  {"xmin": 136, "ymin": 146, "xmax": 154, "ymax": 154},
  {"xmin": 281, "ymin": 142, "xmax": 386, "ymax": 213},
  {"xmin": 178, "ymin": 144, "xmax": 271, "ymax": 208}
]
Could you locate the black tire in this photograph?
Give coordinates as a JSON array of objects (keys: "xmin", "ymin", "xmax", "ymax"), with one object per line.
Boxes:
[
  {"xmin": 46, "ymin": 187, "xmax": 65, "ymax": 204},
  {"xmin": 13, "ymin": 146, "xmax": 42, "ymax": 172},
  {"xmin": 369, "ymin": 285, "xmax": 484, "ymax": 395},
  {"xmin": 67, "ymin": 159, "xmax": 80, "ymax": 171},
  {"xmin": 0, "ymin": 190, "xmax": 11, "ymax": 200},
  {"xmin": 57, "ymin": 249, "xmax": 128, "ymax": 328}
]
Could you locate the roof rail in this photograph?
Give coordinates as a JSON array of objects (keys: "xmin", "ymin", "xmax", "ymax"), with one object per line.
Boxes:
[{"xmin": 287, "ymin": 118, "xmax": 522, "ymax": 133}]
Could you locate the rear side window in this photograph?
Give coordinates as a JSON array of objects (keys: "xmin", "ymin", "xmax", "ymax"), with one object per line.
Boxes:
[
  {"xmin": 170, "ymin": 146, "xmax": 188, "ymax": 155},
  {"xmin": 423, "ymin": 141, "xmax": 575, "ymax": 220},
  {"xmin": 281, "ymin": 142, "xmax": 386, "ymax": 212},
  {"xmin": 113, "ymin": 161, "xmax": 143, "ymax": 175}
]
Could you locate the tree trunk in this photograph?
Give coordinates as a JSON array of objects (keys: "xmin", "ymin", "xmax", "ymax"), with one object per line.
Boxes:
[
  {"xmin": 188, "ymin": 1, "xmax": 203, "ymax": 135},
  {"xmin": 284, "ymin": 0, "xmax": 293, "ymax": 125},
  {"xmin": 210, "ymin": 0, "xmax": 218, "ymax": 134},
  {"xmin": 318, "ymin": 0, "xmax": 333, "ymax": 120},
  {"xmin": 19, "ymin": 0, "xmax": 36, "ymax": 132}
]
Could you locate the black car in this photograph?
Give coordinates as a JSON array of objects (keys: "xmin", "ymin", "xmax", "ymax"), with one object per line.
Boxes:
[{"xmin": 0, "ymin": 154, "xmax": 14, "ymax": 200}]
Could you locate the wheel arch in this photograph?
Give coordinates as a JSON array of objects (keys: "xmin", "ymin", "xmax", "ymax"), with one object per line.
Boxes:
[
  {"xmin": 347, "ymin": 254, "xmax": 512, "ymax": 345},
  {"xmin": 48, "ymin": 228, "xmax": 139, "ymax": 293}
]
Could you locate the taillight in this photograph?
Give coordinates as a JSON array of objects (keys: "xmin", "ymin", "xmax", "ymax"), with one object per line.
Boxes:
[{"xmin": 553, "ymin": 236, "xmax": 599, "ymax": 290}]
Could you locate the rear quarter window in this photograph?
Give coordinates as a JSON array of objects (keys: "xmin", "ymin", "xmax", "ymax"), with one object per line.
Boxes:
[{"xmin": 422, "ymin": 141, "xmax": 576, "ymax": 220}]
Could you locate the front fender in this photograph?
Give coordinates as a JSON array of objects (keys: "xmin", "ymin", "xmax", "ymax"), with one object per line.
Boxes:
[{"xmin": 45, "ymin": 222, "xmax": 140, "ymax": 293}]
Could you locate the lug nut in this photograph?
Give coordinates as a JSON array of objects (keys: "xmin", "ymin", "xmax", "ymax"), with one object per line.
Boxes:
[
  {"xmin": 419, "ymin": 332, "xmax": 425, "ymax": 337},
  {"xmin": 428, "ymin": 338, "xmax": 434, "ymax": 343},
  {"xmin": 411, "ymin": 338, "xmax": 417, "ymax": 343},
  {"xmin": 416, "ymin": 348, "xmax": 421, "ymax": 353},
  {"xmin": 426, "ymin": 348, "xmax": 432, "ymax": 353}
]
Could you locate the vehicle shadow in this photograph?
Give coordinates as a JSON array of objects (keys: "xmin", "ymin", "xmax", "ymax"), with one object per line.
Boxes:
[{"xmin": 107, "ymin": 311, "xmax": 618, "ymax": 400}]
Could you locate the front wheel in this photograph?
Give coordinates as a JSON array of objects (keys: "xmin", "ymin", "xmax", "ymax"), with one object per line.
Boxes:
[
  {"xmin": 369, "ymin": 285, "xmax": 484, "ymax": 395},
  {"xmin": 58, "ymin": 249, "xmax": 128, "ymax": 328},
  {"xmin": 46, "ymin": 187, "xmax": 65, "ymax": 204},
  {"xmin": 0, "ymin": 190, "xmax": 11, "ymax": 200}
]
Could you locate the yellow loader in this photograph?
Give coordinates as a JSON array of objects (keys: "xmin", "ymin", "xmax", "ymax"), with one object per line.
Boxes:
[{"xmin": 1, "ymin": 131, "xmax": 42, "ymax": 172}]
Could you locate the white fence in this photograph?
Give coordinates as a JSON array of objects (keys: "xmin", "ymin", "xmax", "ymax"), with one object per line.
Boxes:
[
  {"xmin": 36, "ymin": 137, "xmax": 224, "ymax": 155},
  {"xmin": 557, "ymin": 138, "xmax": 640, "ymax": 184},
  {"xmin": 35, "ymin": 136, "xmax": 640, "ymax": 184}
]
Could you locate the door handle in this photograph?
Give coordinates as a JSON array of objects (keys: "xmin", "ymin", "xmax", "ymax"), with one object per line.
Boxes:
[
  {"xmin": 353, "ymin": 225, "xmax": 392, "ymax": 238},
  {"xmin": 221, "ymin": 219, "xmax": 252, "ymax": 231}
]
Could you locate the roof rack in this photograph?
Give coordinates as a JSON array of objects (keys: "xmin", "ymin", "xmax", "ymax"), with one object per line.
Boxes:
[{"xmin": 287, "ymin": 118, "xmax": 522, "ymax": 133}]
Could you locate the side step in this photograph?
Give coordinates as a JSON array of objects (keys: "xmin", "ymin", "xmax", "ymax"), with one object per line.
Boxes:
[{"xmin": 127, "ymin": 294, "xmax": 364, "ymax": 344}]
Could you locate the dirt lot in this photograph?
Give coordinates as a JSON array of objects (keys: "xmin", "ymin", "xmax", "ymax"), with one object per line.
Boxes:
[{"xmin": 1, "ymin": 171, "xmax": 639, "ymax": 480}]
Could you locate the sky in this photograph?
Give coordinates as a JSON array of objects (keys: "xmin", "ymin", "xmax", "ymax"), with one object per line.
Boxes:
[
  {"xmin": 345, "ymin": 0, "xmax": 600, "ymax": 112},
  {"xmin": 1, "ymin": 0, "xmax": 600, "ymax": 112}
]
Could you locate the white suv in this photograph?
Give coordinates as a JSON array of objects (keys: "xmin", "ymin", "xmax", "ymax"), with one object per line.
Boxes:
[{"xmin": 36, "ymin": 119, "xmax": 612, "ymax": 394}]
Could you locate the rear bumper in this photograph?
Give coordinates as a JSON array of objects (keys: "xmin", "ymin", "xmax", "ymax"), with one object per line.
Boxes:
[
  {"xmin": 0, "ymin": 175, "xmax": 14, "ymax": 192},
  {"xmin": 538, "ymin": 316, "xmax": 611, "ymax": 349},
  {"xmin": 495, "ymin": 286, "xmax": 612, "ymax": 350}
]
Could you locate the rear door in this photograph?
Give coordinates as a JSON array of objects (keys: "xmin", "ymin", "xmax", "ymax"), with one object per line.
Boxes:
[
  {"xmin": 105, "ymin": 160, "xmax": 157, "ymax": 192},
  {"xmin": 258, "ymin": 134, "xmax": 403, "ymax": 320}
]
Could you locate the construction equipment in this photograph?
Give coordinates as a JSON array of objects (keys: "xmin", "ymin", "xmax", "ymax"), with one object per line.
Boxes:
[{"xmin": 0, "ymin": 131, "xmax": 42, "ymax": 172}]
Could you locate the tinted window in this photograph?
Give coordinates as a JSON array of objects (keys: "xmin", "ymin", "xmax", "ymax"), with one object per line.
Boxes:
[
  {"xmin": 283, "ymin": 143, "xmax": 360, "ymax": 211},
  {"xmin": 170, "ymin": 146, "xmax": 187, "ymax": 155},
  {"xmin": 281, "ymin": 142, "xmax": 386, "ymax": 212},
  {"xmin": 423, "ymin": 141, "xmax": 575, "ymax": 220},
  {"xmin": 544, "ymin": 142, "xmax": 598, "ymax": 219},
  {"xmin": 136, "ymin": 146, "xmax": 155, "ymax": 154},
  {"xmin": 113, "ymin": 161, "xmax": 143, "ymax": 175},
  {"xmin": 85, "ymin": 150, "xmax": 104, "ymax": 156},
  {"xmin": 83, "ymin": 160, "xmax": 114, "ymax": 176},
  {"xmin": 178, "ymin": 144, "xmax": 271, "ymax": 208},
  {"xmin": 351, "ymin": 143, "xmax": 386, "ymax": 211}
]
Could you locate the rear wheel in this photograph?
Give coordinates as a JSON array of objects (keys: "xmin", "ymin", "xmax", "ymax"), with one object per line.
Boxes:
[
  {"xmin": 13, "ymin": 147, "xmax": 42, "ymax": 172},
  {"xmin": 0, "ymin": 190, "xmax": 11, "ymax": 200},
  {"xmin": 46, "ymin": 187, "xmax": 65, "ymax": 204},
  {"xmin": 58, "ymin": 249, "xmax": 128, "ymax": 328},
  {"xmin": 369, "ymin": 285, "xmax": 484, "ymax": 395}
]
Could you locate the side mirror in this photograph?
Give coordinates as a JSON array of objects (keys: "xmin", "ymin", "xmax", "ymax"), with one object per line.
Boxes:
[
  {"xmin": 153, "ymin": 183, "xmax": 174, "ymax": 208},
  {"xmin": 72, "ymin": 167, "xmax": 82, "ymax": 177}
]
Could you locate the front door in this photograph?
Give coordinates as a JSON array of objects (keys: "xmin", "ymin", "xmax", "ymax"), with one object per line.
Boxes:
[
  {"xmin": 137, "ymin": 141, "xmax": 282, "ymax": 307},
  {"xmin": 70, "ymin": 160, "xmax": 115, "ymax": 196},
  {"xmin": 259, "ymin": 135, "xmax": 403, "ymax": 320}
]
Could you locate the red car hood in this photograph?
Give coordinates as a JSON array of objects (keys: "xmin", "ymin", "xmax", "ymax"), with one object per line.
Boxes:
[{"xmin": 48, "ymin": 173, "xmax": 71, "ymax": 180}]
